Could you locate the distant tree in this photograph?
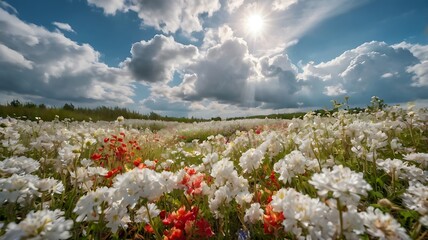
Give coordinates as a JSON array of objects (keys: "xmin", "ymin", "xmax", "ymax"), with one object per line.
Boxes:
[
  {"xmin": 148, "ymin": 112, "xmax": 161, "ymax": 120},
  {"xmin": 211, "ymin": 117, "xmax": 222, "ymax": 121},
  {"xmin": 10, "ymin": 99, "xmax": 22, "ymax": 107},
  {"xmin": 63, "ymin": 103, "xmax": 75, "ymax": 111},
  {"xmin": 24, "ymin": 102, "xmax": 37, "ymax": 108},
  {"xmin": 38, "ymin": 103, "xmax": 46, "ymax": 109}
]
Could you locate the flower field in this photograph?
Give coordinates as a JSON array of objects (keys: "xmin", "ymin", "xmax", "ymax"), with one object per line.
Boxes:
[{"xmin": 0, "ymin": 105, "xmax": 427, "ymax": 239}]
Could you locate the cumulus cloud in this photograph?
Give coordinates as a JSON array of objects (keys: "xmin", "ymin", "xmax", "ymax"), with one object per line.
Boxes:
[
  {"xmin": 52, "ymin": 22, "xmax": 75, "ymax": 33},
  {"xmin": 393, "ymin": 42, "xmax": 428, "ymax": 87},
  {"xmin": 298, "ymin": 41, "xmax": 428, "ymax": 105},
  {"xmin": 86, "ymin": 0, "xmax": 221, "ymax": 34},
  {"xmin": 0, "ymin": 44, "xmax": 33, "ymax": 69},
  {"xmin": 153, "ymin": 39, "xmax": 428, "ymax": 113},
  {"xmin": 0, "ymin": 8, "xmax": 134, "ymax": 105},
  {"xmin": 123, "ymin": 35, "xmax": 198, "ymax": 83},
  {"xmin": 172, "ymin": 36, "xmax": 257, "ymax": 105}
]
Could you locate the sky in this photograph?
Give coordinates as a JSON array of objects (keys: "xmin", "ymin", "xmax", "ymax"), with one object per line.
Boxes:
[{"xmin": 0, "ymin": 0, "xmax": 427, "ymax": 118}]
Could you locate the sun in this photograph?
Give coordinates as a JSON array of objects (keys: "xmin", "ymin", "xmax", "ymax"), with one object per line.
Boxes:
[{"xmin": 245, "ymin": 13, "xmax": 265, "ymax": 36}]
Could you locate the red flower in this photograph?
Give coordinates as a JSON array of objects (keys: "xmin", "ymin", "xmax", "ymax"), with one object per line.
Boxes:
[
  {"xmin": 195, "ymin": 219, "xmax": 214, "ymax": 238},
  {"xmin": 269, "ymin": 171, "xmax": 280, "ymax": 189},
  {"xmin": 163, "ymin": 227, "xmax": 184, "ymax": 240},
  {"xmin": 91, "ymin": 153, "xmax": 102, "ymax": 161},
  {"xmin": 263, "ymin": 204, "xmax": 284, "ymax": 234},
  {"xmin": 104, "ymin": 166, "xmax": 122, "ymax": 178},
  {"xmin": 133, "ymin": 158, "xmax": 142, "ymax": 167},
  {"xmin": 144, "ymin": 224, "xmax": 154, "ymax": 234}
]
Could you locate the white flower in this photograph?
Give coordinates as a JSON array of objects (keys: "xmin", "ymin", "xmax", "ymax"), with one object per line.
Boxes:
[
  {"xmin": 309, "ymin": 165, "xmax": 372, "ymax": 206},
  {"xmin": 270, "ymin": 188, "xmax": 333, "ymax": 239},
  {"xmin": 135, "ymin": 203, "xmax": 160, "ymax": 224},
  {"xmin": 2, "ymin": 209, "xmax": 73, "ymax": 240},
  {"xmin": 244, "ymin": 203, "xmax": 264, "ymax": 224},
  {"xmin": 403, "ymin": 153, "xmax": 428, "ymax": 169},
  {"xmin": 209, "ymin": 185, "xmax": 232, "ymax": 218},
  {"xmin": 360, "ymin": 206, "xmax": 410, "ymax": 240},
  {"xmin": 57, "ymin": 143, "xmax": 80, "ymax": 168},
  {"xmin": 117, "ymin": 116, "xmax": 125, "ymax": 122},
  {"xmin": 35, "ymin": 177, "xmax": 64, "ymax": 194},
  {"xmin": 235, "ymin": 191, "xmax": 253, "ymax": 206},
  {"xmin": 402, "ymin": 181, "xmax": 428, "ymax": 215},
  {"xmin": 112, "ymin": 168, "xmax": 169, "ymax": 203},
  {"xmin": 419, "ymin": 215, "xmax": 428, "ymax": 228},
  {"xmin": 239, "ymin": 148, "xmax": 264, "ymax": 173},
  {"xmin": 0, "ymin": 156, "xmax": 40, "ymax": 175},
  {"xmin": 273, "ymin": 150, "xmax": 319, "ymax": 184},
  {"xmin": 377, "ymin": 158, "xmax": 427, "ymax": 183},
  {"xmin": 105, "ymin": 202, "xmax": 131, "ymax": 233},
  {"xmin": 211, "ymin": 158, "xmax": 236, "ymax": 186},
  {"xmin": 0, "ymin": 174, "xmax": 40, "ymax": 206},
  {"xmin": 74, "ymin": 187, "xmax": 112, "ymax": 222}
]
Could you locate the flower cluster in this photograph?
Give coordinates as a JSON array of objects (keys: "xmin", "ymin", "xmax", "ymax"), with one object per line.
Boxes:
[{"xmin": 1, "ymin": 103, "xmax": 427, "ymax": 239}]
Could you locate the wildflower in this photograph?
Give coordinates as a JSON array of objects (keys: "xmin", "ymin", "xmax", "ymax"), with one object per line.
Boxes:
[
  {"xmin": 403, "ymin": 152, "xmax": 428, "ymax": 169},
  {"xmin": 74, "ymin": 187, "xmax": 112, "ymax": 222},
  {"xmin": 402, "ymin": 181, "xmax": 428, "ymax": 215},
  {"xmin": 237, "ymin": 229, "xmax": 251, "ymax": 240},
  {"xmin": 0, "ymin": 174, "xmax": 40, "ymax": 206},
  {"xmin": 360, "ymin": 206, "xmax": 410, "ymax": 240},
  {"xmin": 105, "ymin": 202, "xmax": 131, "ymax": 232},
  {"xmin": 180, "ymin": 168, "xmax": 205, "ymax": 196},
  {"xmin": 90, "ymin": 153, "xmax": 102, "ymax": 161},
  {"xmin": 209, "ymin": 185, "xmax": 232, "ymax": 217},
  {"xmin": 195, "ymin": 218, "xmax": 215, "ymax": 238},
  {"xmin": 273, "ymin": 150, "xmax": 319, "ymax": 184},
  {"xmin": 35, "ymin": 177, "xmax": 64, "ymax": 194},
  {"xmin": 270, "ymin": 188, "xmax": 333, "ymax": 239},
  {"xmin": 244, "ymin": 203, "xmax": 264, "ymax": 224},
  {"xmin": 161, "ymin": 206, "xmax": 213, "ymax": 238},
  {"xmin": 239, "ymin": 148, "xmax": 264, "ymax": 173},
  {"xmin": 377, "ymin": 158, "xmax": 427, "ymax": 183},
  {"xmin": 0, "ymin": 156, "xmax": 40, "ymax": 175},
  {"xmin": 135, "ymin": 203, "xmax": 160, "ymax": 224},
  {"xmin": 420, "ymin": 215, "xmax": 428, "ymax": 228},
  {"xmin": 309, "ymin": 165, "xmax": 372, "ymax": 206},
  {"xmin": 263, "ymin": 204, "xmax": 284, "ymax": 234},
  {"xmin": 2, "ymin": 209, "xmax": 73, "ymax": 240}
]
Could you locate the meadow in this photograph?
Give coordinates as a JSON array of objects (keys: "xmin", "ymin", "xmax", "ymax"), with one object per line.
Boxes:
[{"xmin": 0, "ymin": 101, "xmax": 427, "ymax": 239}]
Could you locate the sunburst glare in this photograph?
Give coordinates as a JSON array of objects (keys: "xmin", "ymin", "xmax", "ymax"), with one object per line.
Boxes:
[{"xmin": 245, "ymin": 13, "xmax": 265, "ymax": 37}]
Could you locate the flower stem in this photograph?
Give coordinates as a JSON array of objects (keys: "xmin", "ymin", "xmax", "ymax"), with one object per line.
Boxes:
[{"xmin": 336, "ymin": 198, "xmax": 344, "ymax": 240}]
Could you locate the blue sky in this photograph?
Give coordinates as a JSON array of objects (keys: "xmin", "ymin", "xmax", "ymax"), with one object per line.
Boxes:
[{"xmin": 1, "ymin": 0, "xmax": 427, "ymax": 117}]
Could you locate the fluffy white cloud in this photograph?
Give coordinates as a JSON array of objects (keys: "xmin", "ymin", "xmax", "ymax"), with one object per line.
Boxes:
[
  {"xmin": 0, "ymin": 8, "xmax": 134, "ymax": 105},
  {"xmin": 298, "ymin": 41, "xmax": 428, "ymax": 105},
  {"xmin": 0, "ymin": 44, "xmax": 33, "ymax": 69},
  {"xmin": 172, "ymin": 36, "xmax": 257, "ymax": 105},
  {"xmin": 52, "ymin": 22, "xmax": 75, "ymax": 33},
  {"xmin": 225, "ymin": 0, "xmax": 245, "ymax": 13},
  {"xmin": 323, "ymin": 84, "xmax": 347, "ymax": 96},
  {"xmin": 123, "ymin": 35, "xmax": 198, "ymax": 83},
  {"xmin": 86, "ymin": 0, "xmax": 221, "ymax": 34},
  {"xmin": 407, "ymin": 62, "xmax": 428, "ymax": 87},
  {"xmin": 150, "ymin": 39, "xmax": 428, "ymax": 114},
  {"xmin": 393, "ymin": 42, "xmax": 428, "ymax": 87},
  {"xmin": 86, "ymin": 0, "xmax": 125, "ymax": 15}
]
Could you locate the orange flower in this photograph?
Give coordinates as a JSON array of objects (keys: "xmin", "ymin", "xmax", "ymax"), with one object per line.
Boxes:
[{"xmin": 263, "ymin": 204, "xmax": 284, "ymax": 234}]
